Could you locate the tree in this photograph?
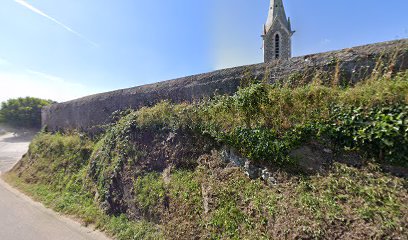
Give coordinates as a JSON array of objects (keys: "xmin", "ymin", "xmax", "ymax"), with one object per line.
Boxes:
[{"xmin": 0, "ymin": 97, "xmax": 55, "ymax": 128}]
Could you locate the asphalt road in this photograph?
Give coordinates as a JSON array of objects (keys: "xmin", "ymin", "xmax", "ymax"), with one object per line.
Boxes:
[{"xmin": 0, "ymin": 131, "xmax": 111, "ymax": 240}]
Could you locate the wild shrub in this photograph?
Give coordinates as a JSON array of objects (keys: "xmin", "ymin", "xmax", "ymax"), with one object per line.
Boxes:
[
  {"xmin": 17, "ymin": 132, "xmax": 93, "ymax": 185},
  {"xmin": 233, "ymin": 83, "xmax": 270, "ymax": 128},
  {"xmin": 339, "ymin": 71, "xmax": 408, "ymax": 107},
  {"xmin": 130, "ymin": 73, "xmax": 408, "ymax": 167},
  {"xmin": 323, "ymin": 104, "xmax": 408, "ymax": 166},
  {"xmin": 89, "ymin": 112, "xmax": 140, "ymax": 204},
  {"xmin": 7, "ymin": 71, "xmax": 408, "ymax": 240},
  {"xmin": 0, "ymin": 97, "xmax": 54, "ymax": 128}
]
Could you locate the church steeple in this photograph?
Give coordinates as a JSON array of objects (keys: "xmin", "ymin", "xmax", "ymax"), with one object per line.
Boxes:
[
  {"xmin": 262, "ymin": 0, "xmax": 294, "ymax": 62},
  {"xmin": 265, "ymin": 0, "xmax": 289, "ymax": 33}
]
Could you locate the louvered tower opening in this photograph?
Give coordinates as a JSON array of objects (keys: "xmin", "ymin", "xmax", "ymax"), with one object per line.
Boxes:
[{"xmin": 274, "ymin": 34, "xmax": 280, "ymax": 59}]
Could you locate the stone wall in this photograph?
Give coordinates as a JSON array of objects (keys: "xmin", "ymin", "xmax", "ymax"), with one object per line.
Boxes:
[
  {"xmin": 264, "ymin": 19, "xmax": 292, "ymax": 61},
  {"xmin": 43, "ymin": 39, "xmax": 408, "ymax": 131}
]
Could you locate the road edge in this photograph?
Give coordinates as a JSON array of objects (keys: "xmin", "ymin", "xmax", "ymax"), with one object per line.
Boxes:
[{"xmin": 0, "ymin": 175, "xmax": 111, "ymax": 240}]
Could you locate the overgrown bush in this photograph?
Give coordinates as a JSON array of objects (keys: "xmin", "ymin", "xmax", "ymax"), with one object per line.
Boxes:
[
  {"xmin": 89, "ymin": 112, "xmax": 140, "ymax": 205},
  {"xmin": 323, "ymin": 104, "xmax": 408, "ymax": 166},
  {"xmin": 0, "ymin": 97, "xmax": 54, "ymax": 128},
  {"xmin": 15, "ymin": 132, "xmax": 94, "ymax": 185},
  {"xmin": 8, "ymin": 132, "xmax": 163, "ymax": 240},
  {"xmin": 119, "ymin": 72, "xmax": 408, "ymax": 167},
  {"xmin": 6, "ymin": 71, "xmax": 408, "ymax": 240}
]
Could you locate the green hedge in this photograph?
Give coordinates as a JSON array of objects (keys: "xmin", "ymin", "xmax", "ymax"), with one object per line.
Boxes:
[{"xmin": 0, "ymin": 97, "xmax": 54, "ymax": 128}]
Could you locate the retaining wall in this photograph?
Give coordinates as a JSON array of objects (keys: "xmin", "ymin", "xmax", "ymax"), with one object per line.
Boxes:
[{"xmin": 42, "ymin": 39, "xmax": 408, "ymax": 131}]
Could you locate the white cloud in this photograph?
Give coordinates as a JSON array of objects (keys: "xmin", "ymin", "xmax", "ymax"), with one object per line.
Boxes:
[
  {"xmin": 0, "ymin": 70, "xmax": 97, "ymax": 103},
  {"xmin": 14, "ymin": 0, "xmax": 98, "ymax": 47},
  {"xmin": 27, "ymin": 69, "xmax": 70, "ymax": 84}
]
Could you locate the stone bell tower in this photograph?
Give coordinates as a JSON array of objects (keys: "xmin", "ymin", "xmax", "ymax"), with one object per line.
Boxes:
[{"xmin": 262, "ymin": 0, "xmax": 294, "ymax": 62}]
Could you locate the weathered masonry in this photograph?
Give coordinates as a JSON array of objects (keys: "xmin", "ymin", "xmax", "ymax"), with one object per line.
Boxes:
[
  {"xmin": 262, "ymin": 0, "xmax": 294, "ymax": 62},
  {"xmin": 42, "ymin": 39, "xmax": 408, "ymax": 132}
]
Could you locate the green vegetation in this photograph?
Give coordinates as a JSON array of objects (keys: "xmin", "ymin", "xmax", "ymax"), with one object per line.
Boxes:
[
  {"xmin": 6, "ymin": 135, "xmax": 407, "ymax": 239},
  {"xmin": 295, "ymin": 163, "xmax": 407, "ymax": 237},
  {"xmin": 325, "ymin": 104, "xmax": 407, "ymax": 166},
  {"xmin": 4, "ymin": 133, "xmax": 162, "ymax": 240},
  {"xmin": 0, "ymin": 97, "xmax": 54, "ymax": 128},
  {"xmin": 4, "ymin": 71, "xmax": 408, "ymax": 239},
  {"xmin": 202, "ymin": 166, "xmax": 277, "ymax": 239},
  {"xmin": 129, "ymin": 72, "xmax": 408, "ymax": 167},
  {"xmin": 134, "ymin": 172, "xmax": 166, "ymax": 219},
  {"xmin": 89, "ymin": 112, "xmax": 141, "ymax": 206}
]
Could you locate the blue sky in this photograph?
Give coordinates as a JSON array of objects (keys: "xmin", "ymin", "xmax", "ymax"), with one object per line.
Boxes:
[{"xmin": 0, "ymin": 0, "xmax": 407, "ymax": 103}]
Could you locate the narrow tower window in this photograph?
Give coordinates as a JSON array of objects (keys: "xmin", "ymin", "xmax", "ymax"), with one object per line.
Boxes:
[{"xmin": 274, "ymin": 34, "xmax": 280, "ymax": 59}]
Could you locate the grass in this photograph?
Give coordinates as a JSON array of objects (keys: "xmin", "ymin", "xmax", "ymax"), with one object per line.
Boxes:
[
  {"xmin": 4, "ymin": 132, "xmax": 163, "ymax": 240},
  {"xmin": 6, "ymin": 153, "xmax": 407, "ymax": 239},
  {"xmin": 133, "ymin": 172, "xmax": 166, "ymax": 220},
  {"xmin": 125, "ymin": 72, "xmax": 408, "ymax": 167},
  {"xmin": 4, "ymin": 71, "xmax": 408, "ymax": 239},
  {"xmin": 203, "ymin": 169, "xmax": 278, "ymax": 239},
  {"xmin": 3, "ymin": 173, "xmax": 163, "ymax": 240},
  {"xmin": 293, "ymin": 163, "xmax": 408, "ymax": 237}
]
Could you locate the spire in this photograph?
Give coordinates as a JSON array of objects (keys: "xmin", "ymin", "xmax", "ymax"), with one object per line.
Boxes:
[
  {"xmin": 264, "ymin": 0, "xmax": 290, "ymax": 34},
  {"xmin": 262, "ymin": 0, "xmax": 293, "ymax": 62}
]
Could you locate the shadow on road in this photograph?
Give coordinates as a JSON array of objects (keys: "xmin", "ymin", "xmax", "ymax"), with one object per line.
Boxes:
[
  {"xmin": 0, "ymin": 125, "xmax": 38, "ymax": 143},
  {"xmin": 0, "ymin": 128, "xmax": 36, "ymax": 174},
  {"xmin": 1, "ymin": 132, "xmax": 37, "ymax": 143}
]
